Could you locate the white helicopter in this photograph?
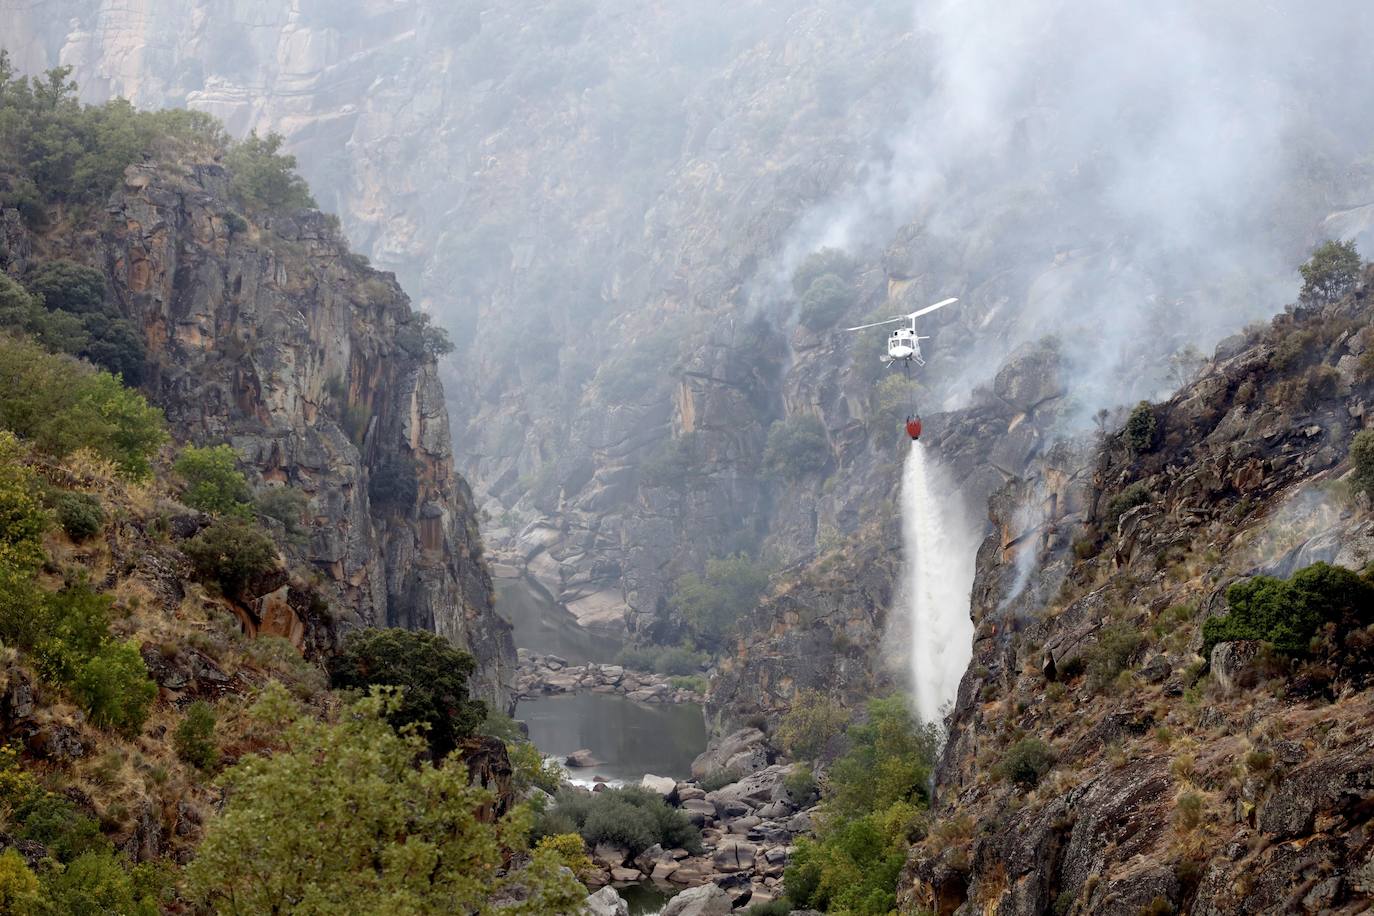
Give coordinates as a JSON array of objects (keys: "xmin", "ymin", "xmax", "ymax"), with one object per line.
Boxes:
[
  {"xmin": 846, "ymin": 297, "xmax": 958, "ymax": 440},
  {"xmin": 845, "ymin": 297, "xmax": 958, "ymax": 369}
]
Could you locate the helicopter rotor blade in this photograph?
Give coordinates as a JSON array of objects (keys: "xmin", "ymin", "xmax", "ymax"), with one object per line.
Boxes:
[
  {"xmin": 845, "ymin": 316, "xmax": 907, "ymax": 331},
  {"xmin": 907, "ymin": 297, "xmax": 959, "ymax": 320}
]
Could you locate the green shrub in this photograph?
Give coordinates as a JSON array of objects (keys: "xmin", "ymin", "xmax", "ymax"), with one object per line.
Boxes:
[
  {"xmin": 79, "ymin": 311, "xmax": 146, "ymax": 384},
  {"xmin": 224, "ymin": 131, "xmax": 316, "ymax": 211},
  {"xmin": 368, "ymin": 454, "xmax": 420, "ymax": 509},
  {"xmin": 71, "ymin": 640, "xmax": 157, "ymax": 735},
  {"xmin": 327, "ymin": 627, "xmax": 486, "ymax": 759},
  {"xmin": 798, "ymin": 273, "xmax": 854, "ymax": 330},
  {"xmin": 784, "ymin": 764, "xmax": 819, "ymax": 805},
  {"xmin": 255, "ymin": 486, "xmax": 310, "ymax": 542},
  {"xmin": 395, "ymin": 311, "xmax": 454, "ymax": 358},
  {"xmin": 541, "ymin": 786, "xmax": 702, "ymax": 857},
  {"xmin": 764, "ymin": 414, "xmax": 831, "ymax": 479},
  {"xmin": 51, "ymin": 491, "xmax": 105, "ymax": 541},
  {"xmin": 669, "ymin": 674, "xmax": 707, "ymax": 693},
  {"xmin": 775, "ymin": 689, "xmax": 848, "ymax": 761},
  {"xmin": 0, "ymin": 336, "xmax": 166, "ymax": 477},
  {"xmin": 614, "ymin": 645, "xmax": 662, "ymax": 671},
  {"xmin": 746, "ymin": 900, "xmax": 792, "ymax": 916},
  {"xmin": 1084, "ymin": 622, "xmax": 1143, "ymax": 694},
  {"xmin": 26, "ymin": 259, "xmax": 105, "ymax": 314},
  {"xmin": 698, "ymin": 768, "xmax": 744, "ymax": 792},
  {"xmin": 1299, "ymin": 239, "xmax": 1361, "ymax": 306},
  {"xmin": 1201, "ymin": 561, "xmax": 1374, "ymax": 660},
  {"xmin": 174, "ymin": 701, "xmax": 220, "ymax": 770},
  {"xmin": 1124, "ymin": 401, "xmax": 1157, "ymax": 453},
  {"xmin": 995, "ymin": 737, "xmax": 1056, "ymax": 789},
  {"xmin": 1354, "ymin": 429, "xmax": 1374, "ymax": 498},
  {"xmin": 0, "ymin": 848, "xmax": 40, "ymax": 913},
  {"xmin": 183, "ymin": 519, "xmax": 279, "ymax": 597},
  {"xmin": 1103, "ymin": 482, "xmax": 1152, "ymax": 532},
  {"xmin": 653, "ymin": 646, "xmax": 710, "ymax": 676},
  {"xmin": 669, "ymin": 554, "xmax": 770, "ymax": 648},
  {"xmin": 41, "ymin": 849, "xmax": 157, "ymax": 915},
  {"xmin": 792, "ymin": 248, "xmax": 856, "ymax": 297},
  {"xmin": 175, "ymin": 444, "xmax": 252, "ymax": 517}
]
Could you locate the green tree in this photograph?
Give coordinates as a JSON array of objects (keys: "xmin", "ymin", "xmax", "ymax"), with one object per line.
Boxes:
[
  {"xmin": 71, "ymin": 641, "xmax": 157, "ymax": 736},
  {"xmin": 0, "ymin": 848, "xmax": 40, "ymax": 915},
  {"xmin": 1202, "ymin": 561, "xmax": 1374, "ymax": 659},
  {"xmin": 185, "ymin": 685, "xmax": 584, "ymax": 915},
  {"xmin": 182, "ymin": 519, "xmax": 280, "ymax": 597},
  {"xmin": 327, "ymin": 628, "xmax": 486, "ymax": 759},
  {"xmin": 0, "ymin": 336, "xmax": 166, "ymax": 477},
  {"xmin": 1299, "ymin": 239, "xmax": 1361, "ymax": 306},
  {"xmin": 26, "ymin": 260, "xmax": 106, "ymax": 314},
  {"xmin": 174, "ymin": 444, "xmax": 252, "ymax": 516},
  {"xmin": 798, "ymin": 273, "xmax": 854, "ymax": 330},
  {"xmin": 764, "ymin": 414, "xmax": 831, "ymax": 479},
  {"xmin": 669, "ymin": 553, "xmax": 770, "ymax": 648},
  {"xmin": 1351, "ymin": 429, "xmax": 1374, "ymax": 498},
  {"xmin": 792, "ymin": 248, "xmax": 856, "ymax": 298},
  {"xmin": 995, "ymin": 737, "xmax": 1056, "ymax": 789},
  {"xmin": 774, "ymin": 689, "xmax": 848, "ymax": 761},
  {"xmin": 224, "ymin": 132, "xmax": 316, "ymax": 211},
  {"xmin": 174, "ymin": 701, "xmax": 220, "ymax": 770},
  {"xmin": 1124, "ymin": 401, "xmax": 1157, "ymax": 454},
  {"xmin": 40, "ymin": 849, "xmax": 158, "ymax": 916}
]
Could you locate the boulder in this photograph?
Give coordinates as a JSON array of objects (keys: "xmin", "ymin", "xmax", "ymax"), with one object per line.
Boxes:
[
  {"xmin": 1211, "ymin": 640, "xmax": 1263, "ymax": 694},
  {"xmin": 668, "ymin": 857, "xmax": 717, "ymax": 886},
  {"xmin": 609, "ymin": 866, "xmax": 642, "ymax": 883},
  {"xmin": 651, "ymin": 859, "xmax": 681, "ymax": 881},
  {"xmin": 677, "ymin": 784, "xmax": 706, "ymax": 802},
  {"xmin": 681, "ymin": 798, "xmax": 717, "ymax": 826},
  {"xmin": 711, "ymin": 841, "xmax": 757, "ymax": 873},
  {"xmin": 707, "ymin": 766, "xmax": 791, "ymax": 810},
  {"xmin": 661, "ymin": 883, "xmax": 733, "ymax": 916},
  {"xmin": 633, "ymin": 844, "xmax": 668, "ymax": 873},
  {"xmin": 641, "ymin": 774, "xmax": 678, "ymax": 799},
  {"xmin": 566, "ymin": 749, "xmax": 602, "ymax": 768},
  {"xmin": 592, "ymin": 842, "xmax": 629, "ymax": 868},
  {"xmin": 726, "ymin": 815, "xmax": 762, "ymax": 834},
  {"xmin": 690, "ymin": 728, "xmax": 769, "ymax": 779},
  {"xmin": 583, "ymin": 886, "xmax": 629, "ymax": 916}
]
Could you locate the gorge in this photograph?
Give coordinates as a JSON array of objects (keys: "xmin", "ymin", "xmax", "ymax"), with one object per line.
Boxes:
[{"xmin": 1, "ymin": 1, "xmax": 1373, "ymax": 914}]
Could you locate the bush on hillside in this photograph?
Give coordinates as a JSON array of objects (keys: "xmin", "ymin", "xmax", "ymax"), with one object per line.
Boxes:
[
  {"xmin": 224, "ymin": 131, "xmax": 316, "ymax": 211},
  {"xmin": 1299, "ymin": 239, "xmax": 1361, "ymax": 306},
  {"xmin": 653, "ymin": 646, "xmax": 710, "ymax": 676},
  {"xmin": 327, "ymin": 627, "xmax": 486, "ymax": 759},
  {"xmin": 174, "ymin": 701, "xmax": 220, "ymax": 771},
  {"xmin": 995, "ymin": 737, "xmax": 1056, "ymax": 789},
  {"xmin": 185, "ymin": 685, "xmax": 584, "ymax": 914},
  {"xmin": 537, "ymin": 786, "xmax": 702, "ymax": 857},
  {"xmin": 669, "ymin": 554, "xmax": 770, "ymax": 648},
  {"xmin": 1103, "ymin": 482, "xmax": 1152, "ymax": 533},
  {"xmin": 798, "ymin": 273, "xmax": 854, "ymax": 330},
  {"xmin": 1352, "ymin": 429, "xmax": 1374, "ymax": 498},
  {"xmin": 255, "ymin": 486, "xmax": 310, "ymax": 542},
  {"xmin": 1124, "ymin": 401, "xmax": 1157, "ymax": 453},
  {"xmin": 775, "ymin": 689, "xmax": 848, "ymax": 761},
  {"xmin": 792, "ymin": 248, "xmax": 857, "ymax": 298},
  {"xmin": 368, "ymin": 454, "xmax": 420, "ymax": 510},
  {"xmin": 51, "ymin": 491, "xmax": 105, "ymax": 542},
  {"xmin": 175, "ymin": 444, "xmax": 253, "ymax": 517},
  {"xmin": 1201, "ymin": 561, "xmax": 1374, "ymax": 660},
  {"xmin": 764, "ymin": 414, "xmax": 831, "ymax": 480},
  {"xmin": 72, "ymin": 640, "xmax": 157, "ymax": 735},
  {"xmin": 26, "ymin": 259, "xmax": 106, "ymax": 314},
  {"xmin": 1084, "ymin": 621, "xmax": 1143, "ymax": 694},
  {"xmin": 183, "ymin": 519, "xmax": 279, "ymax": 597},
  {"xmin": 0, "ymin": 336, "xmax": 166, "ymax": 478}
]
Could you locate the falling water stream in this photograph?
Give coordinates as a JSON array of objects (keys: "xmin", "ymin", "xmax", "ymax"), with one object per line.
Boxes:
[{"xmin": 902, "ymin": 441, "xmax": 978, "ymax": 725}]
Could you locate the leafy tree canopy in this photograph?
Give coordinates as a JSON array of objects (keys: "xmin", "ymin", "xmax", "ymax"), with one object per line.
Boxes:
[
  {"xmin": 669, "ymin": 553, "xmax": 770, "ymax": 649},
  {"xmin": 1202, "ymin": 561, "xmax": 1374, "ymax": 659},
  {"xmin": 1299, "ymin": 239, "xmax": 1361, "ymax": 306}
]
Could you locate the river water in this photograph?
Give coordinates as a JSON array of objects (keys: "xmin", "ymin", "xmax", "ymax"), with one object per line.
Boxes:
[{"xmin": 494, "ymin": 577, "xmax": 707, "ymax": 913}]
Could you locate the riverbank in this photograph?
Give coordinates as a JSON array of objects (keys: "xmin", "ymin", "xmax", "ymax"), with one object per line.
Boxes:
[{"xmin": 517, "ymin": 649, "xmax": 706, "ymax": 704}]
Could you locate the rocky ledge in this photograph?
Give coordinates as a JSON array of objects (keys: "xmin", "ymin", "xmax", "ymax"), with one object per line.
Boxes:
[{"xmin": 516, "ymin": 650, "xmax": 705, "ymax": 704}]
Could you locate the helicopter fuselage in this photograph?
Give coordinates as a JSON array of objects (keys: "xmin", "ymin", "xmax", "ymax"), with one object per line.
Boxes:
[{"xmin": 888, "ymin": 326, "xmax": 922, "ymax": 364}]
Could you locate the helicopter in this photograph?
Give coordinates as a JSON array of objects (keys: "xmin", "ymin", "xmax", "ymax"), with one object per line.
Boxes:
[{"xmin": 845, "ymin": 297, "xmax": 958, "ymax": 440}]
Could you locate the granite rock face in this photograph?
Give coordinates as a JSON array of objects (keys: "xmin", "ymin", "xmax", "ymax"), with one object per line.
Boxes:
[{"xmin": 1, "ymin": 153, "xmax": 513, "ymax": 707}]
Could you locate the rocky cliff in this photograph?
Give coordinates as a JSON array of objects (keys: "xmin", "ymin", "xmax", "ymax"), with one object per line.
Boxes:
[
  {"xmin": 0, "ymin": 146, "xmax": 513, "ymax": 705},
  {"xmin": 898, "ymin": 278, "xmax": 1374, "ymax": 914}
]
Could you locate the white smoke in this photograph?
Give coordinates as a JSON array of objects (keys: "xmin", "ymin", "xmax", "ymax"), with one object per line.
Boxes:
[
  {"xmin": 788, "ymin": 0, "xmax": 1374, "ymax": 419},
  {"xmin": 902, "ymin": 441, "xmax": 980, "ymax": 725}
]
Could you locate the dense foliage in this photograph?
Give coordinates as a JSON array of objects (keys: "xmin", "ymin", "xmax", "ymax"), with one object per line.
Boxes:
[
  {"xmin": 174, "ymin": 444, "xmax": 253, "ymax": 517},
  {"xmin": 327, "ymin": 627, "xmax": 486, "ymax": 759},
  {"xmin": 1124, "ymin": 401, "xmax": 1157, "ymax": 454},
  {"xmin": 798, "ymin": 274, "xmax": 855, "ymax": 330},
  {"xmin": 764, "ymin": 414, "xmax": 831, "ymax": 479},
  {"xmin": 185, "ymin": 685, "xmax": 584, "ymax": 915},
  {"xmin": 774, "ymin": 689, "xmax": 848, "ymax": 761},
  {"xmin": 182, "ymin": 519, "xmax": 280, "ymax": 597},
  {"xmin": 536, "ymin": 786, "xmax": 702, "ymax": 857},
  {"xmin": 1202, "ymin": 562, "xmax": 1374, "ymax": 660},
  {"xmin": 222, "ymin": 131, "xmax": 316, "ymax": 211},
  {"xmin": 669, "ymin": 553, "xmax": 770, "ymax": 648},
  {"xmin": 786, "ymin": 696, "xmax": 939, "ymax": 915},
  {"xmin": 1299, "ymin": 239, "xmax": 1361, "ymax": 306},
  {"xmin": 0, "ymin": 335, "xmax": 166, "ymax": 478},
  {"xmin": 1351, "ymin": 429, "xmax": 1374, "ymax": 498}
]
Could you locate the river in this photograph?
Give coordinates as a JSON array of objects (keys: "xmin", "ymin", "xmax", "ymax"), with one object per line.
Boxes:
[{"xmin": 495, "ymin": 576, "xmax": 708, "ymax": 913}]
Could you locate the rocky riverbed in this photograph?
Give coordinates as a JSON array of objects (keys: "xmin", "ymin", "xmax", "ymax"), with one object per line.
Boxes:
[
  {"xmin": 518, "ymin": 650, "xmax": 706, "ymax": 704},
  {"xmin": 569, "ymin": 729, "xmax": 813, "ymax": 913}
]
